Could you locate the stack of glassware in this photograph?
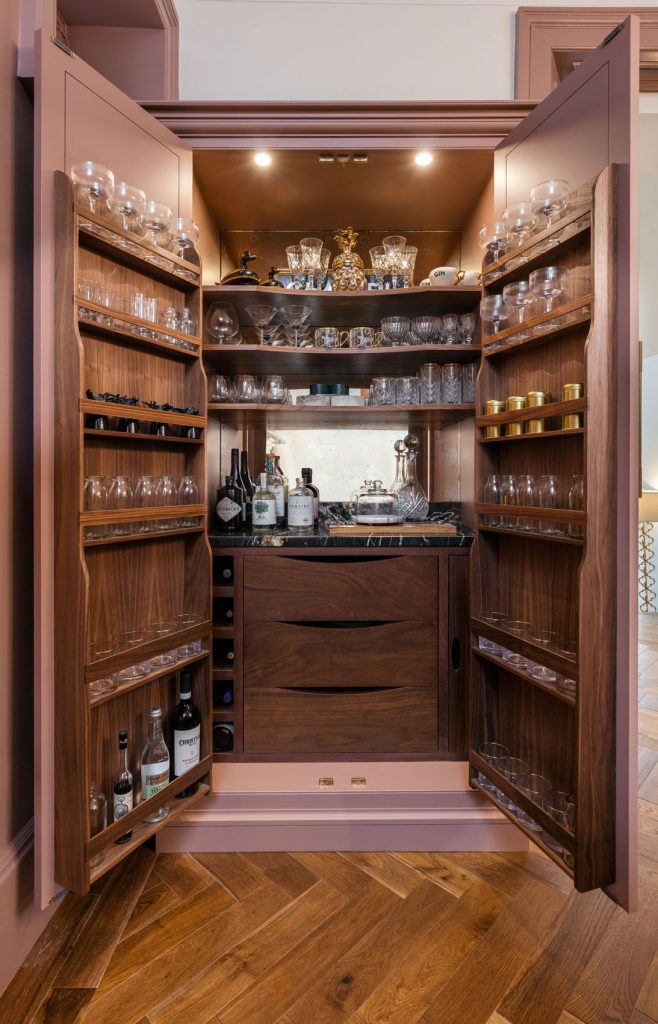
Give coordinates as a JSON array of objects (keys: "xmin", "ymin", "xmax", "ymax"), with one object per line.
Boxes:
[
  {"xmin": 83, "ymin": 474, "xmax": 201, "ymax": 539},
  {"xmin": 482, "ymin": 472, "xmax": 584, "ymax": 536},
  {"xmin": 78, "ymin": 278, "xmax": 197, "ymax": 349},
  {"xmin": 208, "ymin": 374, "xmax": 289, "ymax": 404},
  {"xmin": 480, "ymin": 263, "xmax": 592, "ymax": 348},
  {"xmin": 368, "ymin": 363, "xmax": 475, "ymax": 405}
]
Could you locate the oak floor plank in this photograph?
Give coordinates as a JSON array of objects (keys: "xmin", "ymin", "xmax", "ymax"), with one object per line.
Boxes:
[
  {"xmin": 494, "ymin": 889, "xmax": 618, "ymax": 1024},
  {"xmin": 97, "ymin": 882, "xmax": 235, "ymax": 993},
  {"xmin": 34, "ymin": 988, "xmax": 95, "ymax": 1023},
  {"xmin": 212, "ymin": 882, "xmax": 401, "ymax": 1024},
  {"xmin": 341, "ymin": 852, "xmax": 425, "ymax": 897},
  {"xmin": 438, "ymin": 849, "xmax": 570, "ymax": 898},
  {"xmin": 640, "ymin": 763, "xmax": 658, "ymax": 805},
  {"xmin": 393, "ymin": 851, "xmax": 479, "ymax": 897},
  {"xmin": 55, "ymin": 847, "xmax": 156, "ymax": 990},
  {"xmin": 122, "ymin": 879, "xmax": 180, "ymax": 941},
  {"xmin": 0, "ymin": 894, "xmax": 97, "ymax": 1024},
  {"xmin": 639, "ymin": 746, "xmax": 658, "ymax": 788},
  {"xmin": 345, "ymin": 878, "xmax": 511, "ymax": 1024},
  {"xmin": 147, "ymin": 881, "xmax": 348, "ymax": 1024},
  {"xmin": 285, "ymin": 879, "xmax": 453, "ymax": 1024},
  {"xmin": 191, "ymin": 852, "xmax": 269, "ymax": 898},
  {"xmin": 634, "ymin": 953, "xmax": 658, "ymax": 1021},
  {"xmin": 290, "ymin": 852, "xmax": 381, "ymax": 895},
  {"xmin": 153, "ymin": 853, "xmax": 216, "ymax": 901},
  {"xmin": 629, "ymin": 1011, "xmax": 658, "ymax": 1024},
  {"xmin": 419, "ymin": 878, "xmax": 566, "ymax": 1024},
  {"xmin": 240, "ymin": 852, "xmax": 320, "ymax": 898}
]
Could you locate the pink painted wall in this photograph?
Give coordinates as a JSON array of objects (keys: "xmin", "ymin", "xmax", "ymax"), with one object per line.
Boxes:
[{"xmin": 0, "ymin": 0, "xmax": 55, "ymax": 996}]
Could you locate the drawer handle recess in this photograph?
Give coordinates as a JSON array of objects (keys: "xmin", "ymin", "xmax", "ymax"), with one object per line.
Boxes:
[
  {"xmin": 281, "ymin": 621, "xmax": 393, "ymax": 630},
  {"xmin": 281, "ymin": 685, "xmax": 403, "ymax": 695}
]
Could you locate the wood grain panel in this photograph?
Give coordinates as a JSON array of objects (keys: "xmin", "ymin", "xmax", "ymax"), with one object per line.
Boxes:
[{"xmin": 243, "ymin": 554, "xmax": 437, "ymax": 622}]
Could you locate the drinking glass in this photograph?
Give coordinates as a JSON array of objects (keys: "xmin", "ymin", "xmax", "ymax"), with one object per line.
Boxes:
[
  {"xmin": 478, "ymin": 742, "xmax": 510, "ymax": 792},
  {"xmin": 369, "ymin": 376, "xmax": 395, "ymax": 405},
  {"xmin": 380, "ymin": 316, "xmax": 410, "ymax": 347},
  {"xmin": 500, "ymin": 474, "xmax": 517, "ymax": 528},
  {"xmin": 281, "ymin": 304, "xmax": 311, "ymax": 345},
  {"xmin": 529, "ymin": 266, "xmax": 569, "ymax": 325},
  {"xmin": 382, "ymin": 235, "xmax": 407, "ymax": 287},
  {"xmin": 530, "ymin": 179, "xmax": 569, "ymax": 231},
  {"xmin": 528, "ymin": 661, "xmax": 558, "ymax": 685},
  {"xmin": 108, "ymin": 476, "xmax": 134, "ymax": 537},
  {"xmin": 502, "ymin": 280, "xmax": 533, "ymax": 339},
  {"xmin": 235, "ymin": 375, "xmax": 258, "ymax": 403},
  {"xmin": 412, "ymin": 316, "xmax": 440, "ymax": 344},
  {"xmin": 546, "ymin": 790, "xmax": 575, "ymax": 833},
  {"xmin": 538, "ymin": 474, "xmax": 564, "ymax": 535},
  {"xmin": 143, "ymin": 200, "xmax": 173, "ymax": 248},
  {"xmin": 348, "ymin": 327, "xmax": 374, "ymax": 349},
  {"xmin": 499, "ymin": 757, "xmax": 530, "ymax": 811},
  {"xmin": 88, "ymin": 676, "xmax": 116, "ymax": 697},
  {"xmin": 156, "ymin": 476, "xmax": 178, "ymax": 516},
  {"xmin": 568, "ymin": 474, "xmax": 585, "ymax": 537},
  {"xmin": 246, "ymin": 305, "xmax": 278, "ymax": 344},
  {"xmin": 439, "ymin": 314, "xmax": 459, "ymax": 344},
  {"xmin": 441, "ymin": 363, "xmax": 462, "ymax": 403},
  {"xmin": 395, "ymin": 376, "xmax": 420, "ymax": 405},
  {"xmin": 206, "ymin": 302, "xmax": 240, "ymax": 344},
  {"xmin": 178, "ymin": 475, "xmax": 199, "ymax": 527},
  {"xmin": 516, "ymin": 474, "xmax": 535, "ymax": 531},
  {"xmin": 369, "ymin": 246, "xmax": 387, "ymax": 288},
  {"xmin": 399, "ymin": 246, "xmax": 418, "ymax": 287},
  {"xmin": 503, "ymin": 202, "xmax": 537, "ymax": 263},
  {"xmin": 263, "ymin": 375, "xmax": 288, "ymax": 404},
  {"xmin": 557, "ymin": 674, "xmax": 577, "ymax": 698},
  {"xmin": 169, "ymin": 217, "xmax": 200, "ymax": 261},
  {"xmin": 315, "ymin": 326, "xmax": 341, "ymax": 349},
  {"xmin": 461, "ymin": 363, "xmax": 476, "ymax": 403},
  {"xmin": 459, "ymin": 312, "xmax": 477, "ymax": 344},
  {"xmin": 317, "ymin": 248, "xmax": 331, "ymax": 290},
  {"xmin": 479, "ymin": 221, "xmax": 508, "ymax": 266},
  {"xmin": 483, "ymin": 473, "xmax": 501, "ymax": 526},
  {"xmin": 108, "ymin": 181, "xmax": 146, "ymax": 233},
  {"xmin": 286, "ymin": 245, "xmax": 305, "ymax": 289},
  {"xmin": 135, "ymin": 475, "xmax": 157, "ymax": 530},
  {"xmin": 479, "ymin": 295, "xmax": 509, "ymax": 338},
  {"xmin": 70, "ymin": 161, "xmax": 115, "ymax": 214},
  {"xmin": 208, "ymin": 375, "xmax": 234, "ymax": 403},
  {"xmin": 419, "ymin": 363, "xmax": 441, "ymax": 404},
  {"xmin": 517, "ymin": 773, "xmax": 552, "ymax": 830},
  {"xmin": 84, "ymin": 475, "xmax": 108, "ymax": 539},
  {"xmin": 300, "ymin": 237, "xmax": 324, "ymax": 289}
]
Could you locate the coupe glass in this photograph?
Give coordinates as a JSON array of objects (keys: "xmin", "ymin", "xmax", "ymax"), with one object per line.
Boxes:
[
  {"xmin": 503, "ymin": 203, "xmax": 537, "ymax": 266},
  {"xmin": 286, "ymin": 245, "xmax": 304, "ymax": 289},
  {"xmin": 502, "ymin": 280, "xmax": 533, "ymax": 339},
  {"xmin": 143, "ymin": 200, "xmax": 173, "ymax": 248},
  {"xmin": 281, "ymin": 304, "xmax": 311, "ymax": 345},
  {"xmin": 412, "ymin": 316, "xmax": 440, "ymax": 344},
  {"xmin": 529, "ymin": 266, "xmax": 569, "ymax": 326},
  {"xmin": 108, "ymin": 476, "xmax": 134, "ymax": 537},
  {"xmin": 530, "ymin": 179, "xmax": 569, "ymax": 230},
  {"xmin": 206, "ymin": 302, "xmax": 240, "ymax": 344},
  {"xmin": 108, "ymin": 181, "xmax": 145, "ymax": 233},
  {"xmin": 479, "ymin": 221, "xmax": 507, "ymax": 266},
  {"xmin": 70, "ymin": 161, "xmax": 115, "ymax": 214},
  {"xmin": 380, "ymin": 316, "xmax": 410, "ymax": 347},
  {"xmin": 246, "ymin": 304, "xmax": 278, "ymax": 344},
  {"xmin": 369, "ymin": 246, "xmax": 387, "ymax": 288},
  {"xmin": 479, "ymin": 295, "xmax": 509, "ymax": 338},
  {"xmin": 300, "ymin": 237, "xmax": 324, "ymax": 289},
  {"xmin": 169, "ymin": 217, "xmax": 200, "ymax": 262}
]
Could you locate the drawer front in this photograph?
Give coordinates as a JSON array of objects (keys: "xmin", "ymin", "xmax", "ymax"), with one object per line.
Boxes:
[
  {"xmin": 244, "ymin": 686, "xmax": 438, "ymax": 754},
  {"xmin": 244, "ymin": 620, "xmax": 437, "ymax": 688},
  {"xmin": 243, "ymin": 554, "xmax": 437, "ymax": 621}
]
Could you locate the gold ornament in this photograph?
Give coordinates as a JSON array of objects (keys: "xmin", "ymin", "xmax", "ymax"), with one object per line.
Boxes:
[{"xmin": 331, "ymin": 227, "xmax": 366, "ymax": 291}]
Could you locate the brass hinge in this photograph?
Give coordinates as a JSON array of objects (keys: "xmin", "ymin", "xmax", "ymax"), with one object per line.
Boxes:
[{"xmin": 51, "ymin": 36, "xmax": 75, "ymax": 58}]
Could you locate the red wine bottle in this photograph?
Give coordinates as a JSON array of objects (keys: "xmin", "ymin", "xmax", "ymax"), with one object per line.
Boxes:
[{"xmin": 173, "ymin": 671, "xmax": 200, "ymax": 798}]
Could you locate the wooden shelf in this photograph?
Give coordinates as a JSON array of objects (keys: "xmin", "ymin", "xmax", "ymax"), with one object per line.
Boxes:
[
  {"xmin": 212, "ymin": 585, "xmax": 235, "ymax": 597},
  {"xmin": 471, "ymin": 642, "xmax": 576, "ymax": 705},
  {"xmin": 203, "ymin": 284, "xmax": 482, "ymax": 327},
  {"xmin": 212, "ymin": 709, "xmax": 235, "ymax": 723},
  {"xmin": 76, "ymin": 206, "xmax": 201, "ymax": 289},
  {"xmin": 80, "ymin": 399, "xmax": 205, "ymax": 429},
  {"xmin": 88, "ymin": 647, "xmax": 211, "ymax": 708},
  {"xmin": 80, "ymin": 504, "xmax": 206, "ymax": 526},
  {"xmin": 212, "ymin": 668, "xmax": 234, "ymax": 681},
  {"xmin": 86, "ymin": 621, "xmax": 212, "ymax": 679},
  {"xmin": 482, "ymin": 204, "xmax": 591, "ymax": 289},
  {"xmin": 212, "ymin": 625, "xmax": 234, "ymax": 638},
  {"xmin": 477, "ymin": 427, "xmax": 584, "ymax": 444},
  {"xmin": 202, "ymin": 342, "xmax": 481, "ymax": 378},
  {"xmin": 84, "ymin": 427, "xmax": 204, "ymax": 446},
  {"xmin": 476, "ymin": 397, "xmax": 585, "ymax": 428},
  {"xmin": 83, "ymin": 524, "xmax": 204, "ymax": 547},
  {"xmin": 207, "ymin": 402, "xmax": 475, "ymax": 428},
  {"xmin": 77, "ymin": 301, "xmax": 200, "ymax": 359},
  {"xmin": 471, "ymin": 616, "xmax": 578, "ymax": 678},
  {"xmin": 475, "ymin": 503, "xmax": 585, "ymax": 525},
  {"xmin": 477, "ymin": 524, "xmax": 583, "ymax": 546},
  {"xmin": 482, "ymin": 309, "xmax": 592, "ymax": 359}
]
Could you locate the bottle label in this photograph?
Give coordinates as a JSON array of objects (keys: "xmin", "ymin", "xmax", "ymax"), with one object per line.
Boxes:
[
  {"xmin": 253, "ymin": 497, "xmax": 276, "ymax": 525},
  {"xmin": 288, "ymin": 495, "xmax": 314, "ymax": 527},
  {"xmin": 174, "ymin": 725, "xmax": 200, "ymax": 776},
  {"xmin": 313, "ymin": 497, "xmax": 319, "ymax": 519},
  {"xmin": 113, "ymin": 790, "xmax": 133, "ymax": 821},
  {"xmin": 141, "ymin": 761, "xmax": 170, "ymax": 800},
  {"xmin": 217, "ymin": 497, "xmax": 241, "ymax": 522},
  {"xmin": 272, "ymin": 483, "xmax": 285, "ymax": 518}
]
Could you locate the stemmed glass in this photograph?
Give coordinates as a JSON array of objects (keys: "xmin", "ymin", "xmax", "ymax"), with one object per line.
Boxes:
[
  {"xmin": 380, "ymin": 316, "xmax": 410, "ymax": 347},
  {"xmin": 169, "ymin": 218, "xmax": 200, "ymax": 262},
  {"xmin": 84, "ymin": 476, "xmax": 108, "ymax": 540},
  {"xmin": 300, "ymin": 237, "xmax": 323, "ymax": 290},
  {"xmin": 382, "ymin": 235, "xmax": 406, "ymax": 288},
  {"xmin": 529, "ymin": 266, "xmax": 569, "ymax": 327},
  {"xmin": 179, "ymin": 475, "xmax": 199, "ymax": 527},
  {"xmin": 246, "ymin": 305, "xmax": 278, "ymax": 345},
  {"xmin": 286, "ymin": 245, "xmax": 304, "ymax": 289},
  {"xmin": 459, "ymin": 313, "xmax": 477, "ymax": 344},
  {"xmin": 317, "ymin": 248, "xmax": 331, "ymax": 290},
  {"xmin": 206, "ymin": 302, "xmax": 240, "ymax": 345},
  {"xmin": 479, "ymin": 221, "xmax": 507, "ymax": 267},
  {"xmin": 108, "ymin": 181, "xmax": 145, "ymax": 234},
  {"xmin": 370, "ymin": 246, "xmax": 387, "ymax": 288},
  {"xmin": 142, "ymin": 200, "xmax": 173, "ymax": 249},
  {"xmin": 530, "ymin": 179, "xmax": 569, "ymax": 232},
  {"xmin": 108, "ymin": 476, "xmax": 134, "ymax": 537},
  {"xmin": 502, "ymin": 280, "xmax": 534, "ymax": 340},
  {"xmin": 412, "ymin": 316, "xmax": 440, "ymax": 344},
  {"xmin": 479, "ymin": 295, "xmax": 509, "ymax": 338},
  {"xmin": 399, "ymin": 246, "xmax": 418, "ymax": 287},
  {"xmin": 503, "ymin": 203, "xmax": 537, "ymax": 267},
  {"xmin": 70, "ymin": 162, "xmax": 115, "ymax": 214},
  {"xmin": 281, "ymin": 305, "xmax": 312, "ymax": 346}
]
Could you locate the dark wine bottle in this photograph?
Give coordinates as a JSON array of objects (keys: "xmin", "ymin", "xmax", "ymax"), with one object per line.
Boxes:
[
  {"xmin": 228, "ymin": 448, "xmax": 246, "ymax": 523},
  {"xmin": 173, "ymin": 671, "xmax": 200, "ymax": 798},
  {"xmin": 239, "ymin": 450, "xmax": 255, "ymax": 528},
  {"xmin": 216, "ymin": 475, "xmax": 244, "ymax": 531},
  {"xmin": 113, "ymin": 730, "xmax": 133, "ymax": 844},
  {"xmin": 301, "ymin": 467, "xmax": 320, "ymax": 524}
]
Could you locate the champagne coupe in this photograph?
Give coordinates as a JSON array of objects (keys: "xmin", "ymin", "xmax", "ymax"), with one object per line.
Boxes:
[
  {"xmin": 281, "ymin": 305, "xmax": 312, "ymax": 346},
  {"xmin": 169, "ymin": 217, "xmax": 200, "ymax": 262},
  {"xmin": 502, "ymin": 203, "xmax": 537, "ymax": 267},
  {"xmin": 299, "ymin": 237, "xmax": 323, "ymax": 290},
  {"xmin": 529, "ymin": 266, "xmax": 569, "ymax": 327},
  {"xmin": 380, "ymin": 316, "xmax": 411, "ymax": 347},
  {"xmin": 502, "ymin": 280, "xmax": 534, "ymax": 339},
  {"xmin": 479, "ymin": 295, "xmax": 509, "ymax": 338},
  {"xmin": 206, "ymin": 302, "xmax": 240, "ymax": 344},
  {"xmin": 108, "ymin": 181, "xmax": 145, "ymax": 234},
  {"xmin": 142, "ymin": 200, "xmax": 173, "ymax": 249},
  {"xmin": 479, "ymin": 221, "xmax": 507, "ymax": 267},
  {"xmin": 286, "ymin": 245, "xmax": 304, "ymax": 289},
  {"xmin": 70, "ymin": 161, "xmax": 115, "ymax": 214},
  {"xmin": 530, "ymin": 179, "xmax": 569, "ymax": 231},
  {"xmin": 246, "ymin": 305, "xmax": 278, "ymax": 345},
  {"xmin": 412, "ymin": 316, "xmax": 440, "ymax": 344}
]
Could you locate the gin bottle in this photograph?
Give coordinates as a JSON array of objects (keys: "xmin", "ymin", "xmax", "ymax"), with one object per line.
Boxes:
[
  {"xmin": 265, "ymin": 455, "xmax": 285, "ymax": 525},
  {"xmin": 288, "ymin": 477, "xmax": 314, "ymax": 534},
  {"xmin": 216, "ymin": 475, "xmax": 244, "ymax": 531},
  {"xmin": 253, "ymin": 473, "xmax": 276, "ymax": 533},
  {"xmin": 141, "ymin": 707, "xmax": 170, "ymax": 823}
]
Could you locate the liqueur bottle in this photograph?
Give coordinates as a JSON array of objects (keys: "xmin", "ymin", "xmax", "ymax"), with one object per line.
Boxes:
[
  {"xmin": 264, "ymin": 456, "xmax": 285, "ymax": 525},
  {"xmin": 301, "ymin": 467, "xmax": 320, "ymax": 524},
  {"xmin": 173, "ymin": 671, "xmax": 200, "ymax": 798},
  {"xmin": 271, "ymin": 452, "xmax": 289, "ymax": 523},
  {"xmin": 113, "ymin": 730, "xmax": 133, "ymax": 844},
  {"xmin": 253, "ymin": 473, "xmax": 276, "ymax": 533},
  {"xmin": 288, "ymin": 477, "xmax": 314, "ymax": 535},
  {"xmin": 216, "ymin": 475, "xmax": 244, "ymax": 531},
  {"xmin": 141, "ymin": 707, "xmax": 170, "ymax": 823}
]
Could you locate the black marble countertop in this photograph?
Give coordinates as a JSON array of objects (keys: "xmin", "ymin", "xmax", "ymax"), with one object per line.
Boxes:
[{"xmin": 209, "ymin": 503, "xmax": 474, "ymax": 548}]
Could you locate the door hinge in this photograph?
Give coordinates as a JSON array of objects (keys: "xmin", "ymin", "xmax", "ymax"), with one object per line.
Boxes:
[
  {"xmin": 51, "ymin": 36, "xmax": 75, "ymax": 58},
  {"xmin": 600, "ymin": 23, "xmax": 623, "ymax": 48}
]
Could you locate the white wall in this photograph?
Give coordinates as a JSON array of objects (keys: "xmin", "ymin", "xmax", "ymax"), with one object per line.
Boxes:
[{"xmin": 176, "ymin": 0, "xmax": 656, "ymax": 102}]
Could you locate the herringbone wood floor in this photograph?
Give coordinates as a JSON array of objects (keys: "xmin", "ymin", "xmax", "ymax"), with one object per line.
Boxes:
[{"xmin": 4, "ymin": 616, "xmax": 658, "ymax": 1024}]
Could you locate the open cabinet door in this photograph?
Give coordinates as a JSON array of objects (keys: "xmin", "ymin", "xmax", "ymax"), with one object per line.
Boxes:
[
  {"xmin": 34, "ymin": 32, "xmax": 211, "ymax": 903},
  {"xmin": 470, "ymin": 17, "xmax": 638, "ymax": 910}
]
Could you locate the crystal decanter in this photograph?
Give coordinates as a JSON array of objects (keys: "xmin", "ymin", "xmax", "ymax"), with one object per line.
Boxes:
[{"xmin": 397, "ymin": 434, "xmax": 429, "ymax": 521}]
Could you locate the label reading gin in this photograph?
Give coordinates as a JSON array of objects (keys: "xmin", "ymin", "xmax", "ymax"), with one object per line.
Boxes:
[
  {"xmin": 253, "ymin": 497, "xmax": 276, "ymax": 526},
  {"xmin": 174, "ymin": 725, "xmax": 200, "ymax": 776},
  {"xmin": 217, "ymin": 496, "xmax": 241, "ymax": 523},
  {"xmin": 141, "ymin": 761, "xmax": 170, "ymax": 800},
  {"xmin": 288, "ymin": 494, "xmax": 314, "ymax": 527}
]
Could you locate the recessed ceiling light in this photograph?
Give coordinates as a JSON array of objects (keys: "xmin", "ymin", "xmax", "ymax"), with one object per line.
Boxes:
[
  {"xmin": 415, "ymin": 151, "xmax": 433, "ymax": 167},
  {"xmin": 254, "ymin": 152, "xmax": 272, "ymax": 167}
]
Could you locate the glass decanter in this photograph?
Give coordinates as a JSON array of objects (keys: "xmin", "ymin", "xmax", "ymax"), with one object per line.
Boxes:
[
  {"xmin": 390, "ymin": 439, "xmax": 407, "ymax": 495},
  {"xmin": 397, "ymin": 448, "xmax": 429, "ymax": 522}
]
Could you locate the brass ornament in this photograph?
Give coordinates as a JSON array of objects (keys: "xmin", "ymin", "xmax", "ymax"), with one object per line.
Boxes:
[{"xmin": 331, "ymin": 227, "xmax": 366, "ymax": 291}]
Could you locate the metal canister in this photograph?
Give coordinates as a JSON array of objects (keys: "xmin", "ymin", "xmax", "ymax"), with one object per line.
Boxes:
[
  {"xmin": 562, "ymin": 382, "xmax": 584, "ymax": 429},
  {"xmin": 505, "ymin": 395, "xmax": 526, "ymax": 436},
  {"xmin": 526, "ymin": 390, "xmax": 548, "ymax": 433},
  {"xmin": 483, "ymin": 399, "xmax": 505, "ymax": 438}
]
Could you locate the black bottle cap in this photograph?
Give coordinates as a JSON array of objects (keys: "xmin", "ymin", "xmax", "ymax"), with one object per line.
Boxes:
[
  {"xmin": 328, "ymin": 384, "xmax": 349, "ymax": 395},
  {"xmin": 301, "ymin": 467, "xmax": 312, "ymax": 481},
  {"xmin": 309, "ymin": 383, "xmax": 331, "ymax": 394},
  {"xmin": 118, "ymin": 730, "xmax": 128, "ymax": 747},
  {"xmin": 180, "ymin": 671, "xmax": 192, "ymax": 698}
]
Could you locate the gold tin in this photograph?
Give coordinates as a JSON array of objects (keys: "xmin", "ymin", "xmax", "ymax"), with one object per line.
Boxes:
[
  {"xmin": 526, "ymin": 418, "xmax": 545, "ymax": 433},
  {"xmin": 526, "ymin": 390, "xmax": 549, "ymax": 407},
  {"xmin": 505, "ymin": 396, "xmax": 525, "ymax": 436},
  {"xmin": 562, "ymin": 382, "xmax": 584, "ymax": 429},
  {"xmin": 483, "ymin": 399, "xmax": 505, "ymax": 439}
]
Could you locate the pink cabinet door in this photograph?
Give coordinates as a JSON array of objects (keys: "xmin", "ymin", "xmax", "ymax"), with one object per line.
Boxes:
[
  {"xmin": 471, "ymin": 17, "xmax": 638, "ymax": 910},
  {"xmin": 33, "ymin": 31, "xmax": 193, "ymax": 908}
]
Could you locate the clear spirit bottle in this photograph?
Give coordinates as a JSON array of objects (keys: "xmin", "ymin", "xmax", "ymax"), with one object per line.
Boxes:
[
  {"xmin": 141, "ymin": 707, "xmax": 170, "ymax": 823},
  {"xmin": 253, "ymin": 473, "xmax": 276, "ymax": 533},
  {"xmin": 265, "ymin": 456, "xmax": 285, "ymax": 525},
  {"xmin": 301, "ymin": 467, "xmax": 320, "ymax": 523},
  {"xmin": 288, "ymin": 477, "xmax": 314, "ymax": 534}
]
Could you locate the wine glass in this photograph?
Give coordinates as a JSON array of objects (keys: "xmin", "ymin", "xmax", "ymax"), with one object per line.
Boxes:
[
  {"xmin": 399, "ymin": 246, "xmax": 418, "ymax": 287},
  {"xmin": 245, "ymin": 305, "xmax": 278, "ymax": 344},
  {"xmin": 179, "ymin": 475, "xmax": 199, "ymax": 526},
  {"xmin": 529, "ymin": 266, "xmax": 569, "ymax": 326},
  {"xmin": 281, "ymin": 305, "xmax": 312, "ymax": 346},
  {"xmin": 530, "ymin": 179, "xmax": 569, "ymax": 230},
  {"xmin": 70, "ymin": 161, "xmax": 114, "ymax": 214},
  {"xmin": 502, "ymin": 280, "xmax": 534, "ymax": 339},
  {"xmin": 479, "ymin": 295, "xmax": 509, "ymax": 338},
  {"xmin": 382, "ymin": 235, "xmax": 406, "ymax": 287},
  {"xmin": 142, "ymin": 200, "xmax": 173, "ymax": 248},
  {"xmin": 286, "ymin": 245, "xmax": 304, "ymax": 289},
  {"xmin": 206, "ymin": 302, "xmax": 240, "ymax": 344},
  {"xmin": 169, "ymin": 217, "xmax": 200, "ymax": 262},
  {"xmin": 370, "ymin": 246, "xmax": 387, "ymax": 288},
  {"xmin": 300, "ymin": 237, "xmax": 323, "ymax": 290},
  {"xmin": 317, "ymin": 248, "xmax": 331, "ymax": 290},
  {"xmin": 108, "ymin": 475, "xmax": 134, "ymax": 537},
  {"xmin": 479, "ymin": 221, "xmax": 507, "ymax": 267},
  {"xmin": 108, "ymin": 181, "xmax": 145, "ymax": 234},
  {"xmin": 503, "ymin": 203, "xmax": 537, "ymax": 267}
]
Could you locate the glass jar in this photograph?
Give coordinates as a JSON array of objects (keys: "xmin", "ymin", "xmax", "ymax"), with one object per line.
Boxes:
[{"xmin": 354, "ymin": 481, "xmax": 402, "ymax": 524}]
